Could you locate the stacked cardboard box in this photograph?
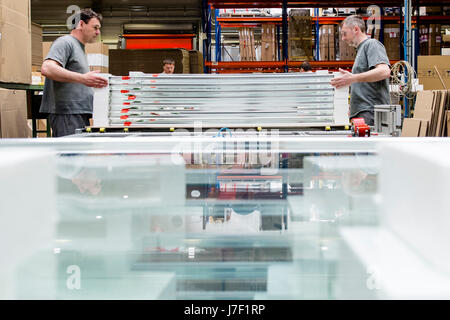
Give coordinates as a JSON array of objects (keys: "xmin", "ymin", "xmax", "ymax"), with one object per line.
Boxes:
[
  {"xmin": 109, "ymin": 49, "xmax": 190, "ymax": 76},
  {"xmin": 0, "ymin": 89, "xmax": 30, "ymax": 138},
  {"xmin": 319, "ymin": 25, "xmax": 327, "ymax": 60},
  {"xmin": 189, "ymin": 50, "xmax": 204, "ymax": 73},
  {"xmin": 319, "ymin": 25, "xmax": 336, "ymax": 61},
  {"xmin": 31, "ymin": 22, "xmax": 43, "ymax": 70},
  {"xmin": 31, "ymin": 23, "xmax": 44, "ymax": 84},
  {"xmin": 426, "ymin": 6, "xmax": 442, "ymax": 15},
  {"xmin": 42, "ymin": 41, "xmax": 52, "ymax": 60},
  {"xmin": 339, "ymin": 40, "xmax": 356, "ymax": 60},
  {"xmin": 429, "ymin": 24, "xmax": 442, "ymax": 55},
  {"xmin": 86, "ymin": 42, "xmax": 109, "ymax": 73},
  {"xmin": 418, "ymin": 56, "xmax": 450, "ymax": 90},
  {"xmin": 261, "ymin": 24, "xmax": 277, "ymax": 61},
  {"xmin": 419, "ymin": 25, "xmax": 428, "ymax": 55},
  {"xmin": 402, "ymin": 90, "xmax": 450, "ymax": 137},
  {"xmin": 420, "ymin": 24, "xmax": 442, "ymax": 55},
  {"xmin": 239, "ymin": 27, "xmax": 256, "ymax": 61},
  {"xmin": 444, "ymin": 32, "xmax": 450, "ymax": 45},
  {"xmin": 288, "ymin": 9, "xmax": 313, "ymax": 61},
  {"xmin": 383, "ymin": 24, "xmax": 400, "ymax": 60},
  {"xmin": 43, "ymin": 41, "xmax": 110, "ymax": 73},
  {"xmin": 0, "ymin": 0, "xmax": 32, "ymax": 84},
  {"xmin": 338, "ymin": 24, "xmax": 356, "ymax": 60}
]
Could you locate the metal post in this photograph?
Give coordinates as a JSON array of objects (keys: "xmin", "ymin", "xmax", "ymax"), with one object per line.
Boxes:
[
  {"xmin": 282, "ymin": 0, "xmax": 288, "ymax": 72},
  {"xmin": 403, "ymin": 0, "xmax": 412, "ymax": 118},
  {"xmin": 315, "ymin": 8, "xmax": 319, "ymax": 61},
  {"xmin": 201, "ymin": 0, "xmax": 212, "ymax": 73},
  {"xmin": 404, "ymin": 0, "xmax": 412, "ymax": 63},
  {"xmin": 207, "ymin": 5, "xmax": 212, "ymax": 67},
  {"xmin": 214, "ymin": 9, "xmax": 222, "ymax": 62},
  {"xmin": 201, "ymin": 0, "xmax": 207, "ymax": 72},
  {"xmin": 413, "ymin": 5, "xmax": 420, "ymax": 73},
  {"xmin": 276, "ymin": 25, "xmax": 281, "ymax": 61}
]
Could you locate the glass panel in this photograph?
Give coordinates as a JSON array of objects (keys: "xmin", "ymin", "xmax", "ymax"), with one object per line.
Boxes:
[
  {"xmin": 1, "ymin": 137, "xmax": 449, "ymax": 300},
  {"xmin": 107, "ymin": 73, "xmax": 337, "ymax": 127}
]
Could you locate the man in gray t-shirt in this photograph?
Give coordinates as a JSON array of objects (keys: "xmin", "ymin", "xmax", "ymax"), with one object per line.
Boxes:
[
  {"xmin": 40, "ymin": 8, "xmax": 108, "ymax": 137},
  {"xmin": 331, "ymin": 15, "xmax": 391, "ymax": 126}
]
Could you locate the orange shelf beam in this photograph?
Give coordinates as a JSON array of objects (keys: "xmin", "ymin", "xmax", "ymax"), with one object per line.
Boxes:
[
  {"xmin": 216, "ymin": 15, "xmax": 443, "ymax": 27},
  {"xmin": 218, "ymin": 17, "xmax": 285, "ymax": 23},
  {"xmin": 208, "ymin": 1, "xmax": 410, "ymax": 9},
  {"xmin": 205, "ymin": 60, "xmax": 400, "ymax": 73},
  {"xmin": 208, "ymin": 0, "xmax": 447, "ymax": 9}
]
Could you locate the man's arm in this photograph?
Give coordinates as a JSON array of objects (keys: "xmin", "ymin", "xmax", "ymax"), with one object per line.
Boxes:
[
  {"xmin": 330, "ymin": 64, "xmax": 391, "ymax": 89},
  {"xmin": 41, "ymin": 59, "xmax": 108, "ymax": 88}
]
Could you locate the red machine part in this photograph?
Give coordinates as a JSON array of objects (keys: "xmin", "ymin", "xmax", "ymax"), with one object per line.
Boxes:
[{"xmin": 352, "ymin": 118, "xmax": 371, "ymax": 137}]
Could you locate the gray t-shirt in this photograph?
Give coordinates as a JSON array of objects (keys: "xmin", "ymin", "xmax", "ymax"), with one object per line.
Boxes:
[
  {"xmin": 350, "ymin": 38, "xmax": 390, "ymax": 118},
  {"xmin": 40, "ymin": 35, "xmax": 93, "ymax": 114}
]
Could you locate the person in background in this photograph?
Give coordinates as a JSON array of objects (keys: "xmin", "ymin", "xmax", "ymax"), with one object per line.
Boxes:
[
  {"xmin": 330, "ymin": 15, "xmax": 391, "ymax": 126},
  {"xmin": 300, "ymin": 61, "xmax": 313, "ymax": 72},
  {"xmin": 40, "ymin": 8, "xmax": 108, "ymax": 137},
  {"xmin": 162, "ymin": 59, "xmax": 176, "ymax": 74}
]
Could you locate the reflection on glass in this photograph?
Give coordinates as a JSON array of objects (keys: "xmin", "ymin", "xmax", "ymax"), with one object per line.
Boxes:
[{"xmin": 4, "ymin": 138, "xmax": 447, "ymax": 300}]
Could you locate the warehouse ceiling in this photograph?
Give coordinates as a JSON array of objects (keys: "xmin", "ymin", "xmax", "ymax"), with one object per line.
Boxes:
[{"xmin": 31, "ymin": 0, "xmax": 203, "ymax": 45}]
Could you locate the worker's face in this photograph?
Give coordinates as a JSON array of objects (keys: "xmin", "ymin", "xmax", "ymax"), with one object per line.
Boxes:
[
  {"xmin": 341, "ymin": 23, "xmax": 358, "ymax": 47},
  {"xmin": 163, "ymin": 63, "xmax": 175, "ymax": 74},
  {"xmin": 80, "ymin": 18, "xmax": 101, "ymax": 43}
]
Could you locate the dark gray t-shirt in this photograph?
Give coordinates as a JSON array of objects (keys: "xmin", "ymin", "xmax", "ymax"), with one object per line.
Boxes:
[
  {"xmin": 40, "ymin": 35, "xmax": 93, "ymax": 114},
  {"xmin": 350, "ymin": 38, "xmax": 390, "ymax": 118}
]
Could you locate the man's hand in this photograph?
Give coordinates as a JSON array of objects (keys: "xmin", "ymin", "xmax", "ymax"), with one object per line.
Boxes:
[
  {"xmin": 330, "ymin": 68, "xmax": 356, "ymax": 89},
  {"xmin": 81, "ymin": 71, "xmax": 108, "ymax": 88}
]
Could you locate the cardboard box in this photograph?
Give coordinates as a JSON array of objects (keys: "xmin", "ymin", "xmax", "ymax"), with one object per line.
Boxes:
[
  {"xmin": 289, "ymin": 9, "xmax": 313, "ymax": 61},
  {"xmin": 413, "ymin": 90, "xmax": 434, "ymax": 126},
  {"xmin": 31, "ymin": 22, "xmax": 42, "ymax": 69},
  {"xmin": 320, "ymin": 25, "xmax": 336, "ymax": 61},
  {"xmin": 319, "ymin": 25, "xmax": 327, "ymax": 60},
  {"xmin": 419, "ymin": 24, "xmax": 442, "ymax": 55},
  {"xmin": 429, "ymin": 24, "xmax": 441, "ymax": 47},
  {"xmin": 86, "ymin": 42, "xmax": 109, "ymax": 73},
  {"xmin": 383, "ymin": 24, "xmax": 400, "ymax": 60},
  {"xmin": 426, "ymin": 6, "xmax": 442, "ymax": 15},
  {"xmin": 42, "ymin": 42, "xmax": 109, "ymax": 73},
  {"xmin": 0, "ymin": 0, "xmax": 32, "ymax": 84},
  {"xmin": 189, "ymin": 50, "xmax": 204, "ymax": 73},
  {"xmin": 418, "ymin": 56, "xmax": 450, "ymax": 90},
  {"xmin": 338, "ymin": 25, "xmax": 356, "ymax": 60},
  {"xmin": 43, "ymin": 41, "xmax": 110, "ymax": 73},
  {"xmin": 42, "ymin": 41, "xmax": 52, "ymax": 60},
  {"xmin": 109, "ymin": 48, "xmax": 190, "ymax": 75},
  {"xmin": 401, "ymin": 118, "xmax": 421, "ymax": 137},
  {"xmin": 261, "ymin": 24, "xmax": 276, "ymax": 61},
  {"xmin": 412, "ymin": 90, "xmax": 450, "ymax": 136},
  {"xmin": 239, "ymin": 27, "xmax": 256, "ymax": 61},
  {"xmin": 0, "ymin": 89, "xmax": 30, "ymax": 138},
  {"xmin": 37, "ymin": 119, "xmax": 48, "ymax": 138},
  {"xmin": 447, "ymin": 112, "xmax": 450, "ymax": 137},
  {"xmin": 31, "ymin": 71, "xmax": 44, "ymax": 85},
  {"xmin": 328, "ymin": 25, "xmax": 336, "ymax": 60},
  {"xmin": 419, "ymin": 120, "xmax": 429, "ymax": 137}
]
